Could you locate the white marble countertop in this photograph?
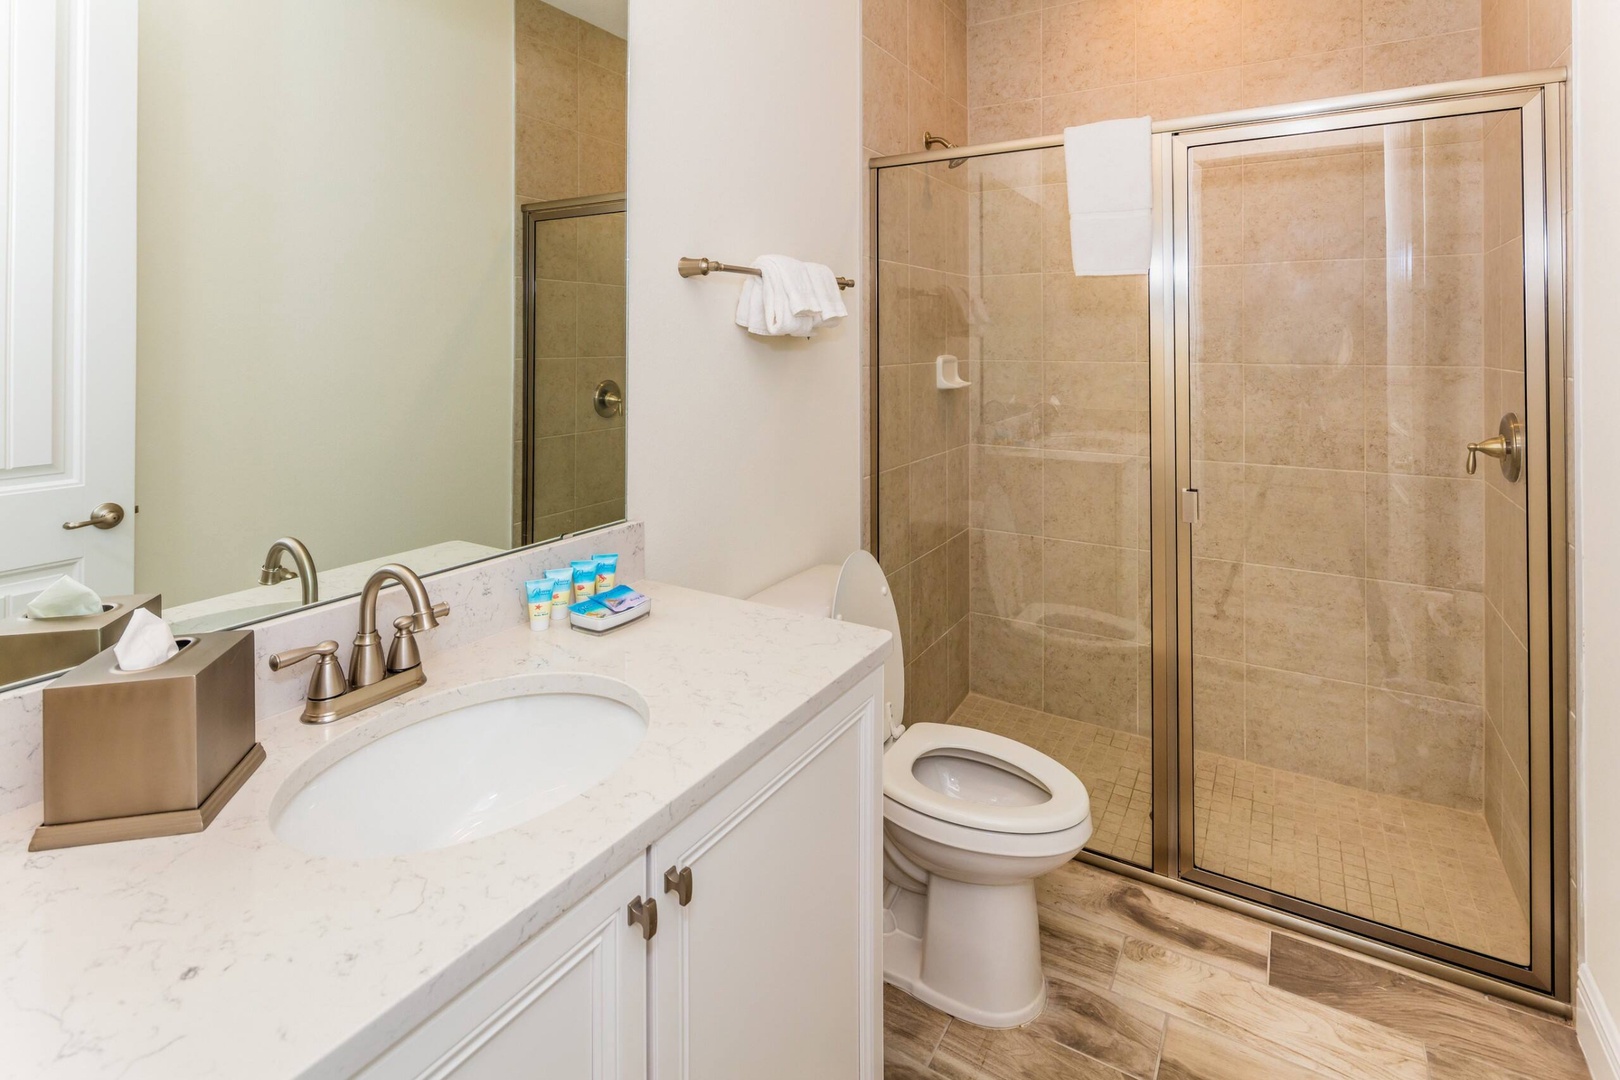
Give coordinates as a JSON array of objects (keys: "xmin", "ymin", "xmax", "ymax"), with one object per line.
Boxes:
[{"xmin": 0, "ymin": 581, "xmax": 890, "ymax": 1078}]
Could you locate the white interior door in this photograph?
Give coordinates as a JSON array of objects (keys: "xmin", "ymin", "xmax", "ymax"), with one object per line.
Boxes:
[{"xmin": 0, "ymin": 0, "xmax": 136, "ymax": 617}]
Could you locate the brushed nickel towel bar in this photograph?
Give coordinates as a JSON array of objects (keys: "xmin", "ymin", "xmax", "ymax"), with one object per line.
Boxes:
[{"xmin": 678, "ymin": 256, "xmax": 854, "ymax": 290}]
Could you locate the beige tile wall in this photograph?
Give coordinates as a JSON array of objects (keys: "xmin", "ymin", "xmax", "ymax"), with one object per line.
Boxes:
[
  {"xmin": 963, "ymin": 0, "xmax": 1484, "ymax": 145},
  {"xmin": 516, "ymin": 0, "xmax": 628, "ymax": 205},
  {"xmin": 1479, "ymin": 0, "xmax": 1571, "ymax": 918},
  {"xmin": 867, "ymin": 0, "xmax": 974, "ymax": 725},
  {"xmin": 514, "ymin": 1, "xmax": 628, "ymax": 543}
]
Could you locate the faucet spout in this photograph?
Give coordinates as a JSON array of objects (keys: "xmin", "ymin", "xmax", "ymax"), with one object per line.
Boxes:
[
  {"xmin": 351, "ymin": 563, "xmax": 441, "ymax": 688},
  {"xmin": 259, "ymin": 536, "xmax": 318, "ymax": 605}
]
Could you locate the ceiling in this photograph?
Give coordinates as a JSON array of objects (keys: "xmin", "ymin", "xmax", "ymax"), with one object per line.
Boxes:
[{"xmin": 545, "ymin": 0, "xmax": 628, "ymax": 39}]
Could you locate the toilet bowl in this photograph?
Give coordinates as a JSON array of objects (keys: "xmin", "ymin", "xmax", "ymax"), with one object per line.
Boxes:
[{"xmin": 749, "ymin": 551, "xmax": 1093, "ymax": 1028}]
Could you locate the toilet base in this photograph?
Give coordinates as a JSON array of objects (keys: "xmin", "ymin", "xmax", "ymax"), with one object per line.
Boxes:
[{"xmin": 881, "ymin": 876, "xmax": 1047, "ymax": 1028}]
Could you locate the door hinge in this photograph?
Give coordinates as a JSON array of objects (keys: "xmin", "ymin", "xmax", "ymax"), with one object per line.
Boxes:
[
  {"xmin": 628, "ymin": 895, "xmax": 658, "ymax": 940},
  {"xmin": 664, "ymin": 865, "xmax": 694, "ymax": 906},
  {"xmin": 1180, "ymin": 488, "xmax": 1201, "ymax": 524}
]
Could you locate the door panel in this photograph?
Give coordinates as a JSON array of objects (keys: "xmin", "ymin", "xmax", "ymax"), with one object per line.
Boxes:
[
  {"xmin": 0, "ymin": 0, "xmax": 136, "ymax": 609},
  {"xmin": 649, "ymin": 679, "xmax": 882, "ymax": 1080},
  {"xmin": 1175, "ymin": 101, "xmax": 1543, "ymax": 972},
  {"xmin": 357, "ymin": 858, "xmax": 647, "ymax": 1080}
]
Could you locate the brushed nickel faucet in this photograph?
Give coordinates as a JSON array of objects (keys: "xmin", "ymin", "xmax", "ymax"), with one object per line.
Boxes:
[
  {"xmin": 259, "ymin": 537, "xmax": 318, "ymax": 606},
  {"xmin": 268, "ymin": 563, "xmax": 449, "ymax": 724}
]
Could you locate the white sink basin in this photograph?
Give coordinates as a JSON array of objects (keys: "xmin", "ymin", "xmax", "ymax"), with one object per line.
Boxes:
[{"xmin": 271, "ymin": 683, "xmax": 648, "ymax": 859}]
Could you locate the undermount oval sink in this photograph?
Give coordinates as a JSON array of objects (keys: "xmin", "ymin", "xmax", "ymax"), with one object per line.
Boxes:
[{"xmin": 271, "ymin": 682, "xmax": 648, "ymax": 859}]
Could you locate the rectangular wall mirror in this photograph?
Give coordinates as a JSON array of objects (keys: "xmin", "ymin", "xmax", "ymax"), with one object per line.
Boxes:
[{"xmin": 0, "ymin": 0, "xmax": 630, "ymax": 691}]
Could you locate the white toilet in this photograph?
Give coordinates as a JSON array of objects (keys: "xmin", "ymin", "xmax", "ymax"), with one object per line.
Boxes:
[{"xmin": 750, "ymin": 551, "xmax": 1093, "ymax": 1028}]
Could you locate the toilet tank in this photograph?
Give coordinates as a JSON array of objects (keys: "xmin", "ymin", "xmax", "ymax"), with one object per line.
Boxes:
[{"xmin": 748, "ymin": 552, "xmax": 904, "ymax": 738}]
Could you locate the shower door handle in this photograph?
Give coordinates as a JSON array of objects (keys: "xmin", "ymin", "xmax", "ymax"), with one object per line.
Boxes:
[{"xmin": 1466, "ymin": 413, "xmax": 1523, "ymax": 482}]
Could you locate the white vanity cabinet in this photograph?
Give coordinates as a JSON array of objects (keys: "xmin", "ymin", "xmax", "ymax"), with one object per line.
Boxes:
[
  {"xmin": 357, "ymin": 858, "xmax": 649, "ymax": 1079},
  {"xmin": 358, "ymin": 673, "xmax": 883, "ymax": 1080},
  {"xmin": 649, "ymin": 679, "xmax": 883, "ymax": 1080}
]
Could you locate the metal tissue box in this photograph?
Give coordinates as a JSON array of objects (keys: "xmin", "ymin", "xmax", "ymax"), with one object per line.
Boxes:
[
  {"xmin": 0, "ymin": 594, "xmax": 162, "ymax": 687},
  {"xmin": 30, "ymin": 630, "xmax": 265, "ymax": 852}
]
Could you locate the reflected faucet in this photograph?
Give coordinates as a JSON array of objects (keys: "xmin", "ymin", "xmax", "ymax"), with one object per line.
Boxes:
[{"xmin": 259, "ymin": 537, "xmax": 318, "ymax": 605}]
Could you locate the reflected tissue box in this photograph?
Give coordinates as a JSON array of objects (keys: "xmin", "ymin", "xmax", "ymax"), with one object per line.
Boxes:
[
  {"xmin": 31, "ymin": 630, "xmax": 264, "ymax": 852},
  {"xmin": 0, "ymin": 593, "xmax": 162, "ymax": 687}
]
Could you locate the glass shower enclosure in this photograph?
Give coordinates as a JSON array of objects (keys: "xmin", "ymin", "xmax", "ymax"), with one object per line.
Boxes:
[{"xmin": 868, "ymin": 72, "xmax": 1567, "ymax": 1002}]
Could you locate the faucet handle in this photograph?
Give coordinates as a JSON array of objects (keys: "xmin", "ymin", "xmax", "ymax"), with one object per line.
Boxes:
[
  {"xmin": 268, "ymin": 640, "xmax": 348, "ymax": 703},
  {"xmin": 410, "ymin": 600, "xmax": 451, "ymax": 634}
]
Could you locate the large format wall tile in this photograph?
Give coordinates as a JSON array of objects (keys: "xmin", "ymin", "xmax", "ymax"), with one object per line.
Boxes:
[{"xmin": 1243, "ymin": 666, "xmax": 1368, "ymax": 787}]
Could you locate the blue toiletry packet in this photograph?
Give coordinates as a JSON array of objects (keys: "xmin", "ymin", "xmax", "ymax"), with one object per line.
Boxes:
[{"xmin": 570, "ymin": 585, "xmax": 649, "ymax": 619}]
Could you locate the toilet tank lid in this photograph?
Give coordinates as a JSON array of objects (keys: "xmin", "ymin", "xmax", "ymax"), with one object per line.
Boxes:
[
  {"xmin": 831, "ymin": 551, "xmax": 904, "ymax": 737},
  {"xmin": 746, "ymin": 564, "xmax": 841, "ymax": 618},
  {"xmin": 747, "ymin": 553, "xmax": 904, "ymax": 737}
]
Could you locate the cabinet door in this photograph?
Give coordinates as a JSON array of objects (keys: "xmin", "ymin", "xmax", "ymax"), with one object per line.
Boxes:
[
  {"xmin": 650, "ymin": 674, "xmax": 883, "ymax": 1080},
  {"xmin": 360, "ymin": 858, "xmax": 648, "ymax": 1080}
]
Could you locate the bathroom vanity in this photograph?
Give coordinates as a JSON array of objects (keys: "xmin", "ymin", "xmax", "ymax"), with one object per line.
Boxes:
[{"xmin": 0, "ymin": 582, "xmax": 889, "ymax": 1079}]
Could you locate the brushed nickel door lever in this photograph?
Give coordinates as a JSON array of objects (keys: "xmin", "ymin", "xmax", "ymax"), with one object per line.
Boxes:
[{"xmin": 62, "ymin": 502, "xmax": 125, "ymax": 530}]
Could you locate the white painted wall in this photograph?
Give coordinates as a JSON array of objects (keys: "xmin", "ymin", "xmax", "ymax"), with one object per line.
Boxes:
[
  {"xmin": 625, "ymin": 0, "xmax": 863, "ymax": 598},
  {"xmin": 136, "ymin": 1, "xmax": 514, "ymax": 606},
  {"xmin": 1574, "ymin": 0, "xmax": 1620, "ymax": 1070}
]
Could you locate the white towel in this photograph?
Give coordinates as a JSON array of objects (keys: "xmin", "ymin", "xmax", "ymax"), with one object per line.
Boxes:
[
  {"xmin": 1064, "ymin": 116, "xmax": 1152, "ymax": 276},
  {"xmin": 733, "ymin": 254, "xmax": 846, "ymax": 338}
]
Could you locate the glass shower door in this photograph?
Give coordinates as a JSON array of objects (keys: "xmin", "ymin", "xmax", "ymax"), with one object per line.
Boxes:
[{"xmin": 1176, "ymin": 97, "xmax": 1552, "ymax": 974}]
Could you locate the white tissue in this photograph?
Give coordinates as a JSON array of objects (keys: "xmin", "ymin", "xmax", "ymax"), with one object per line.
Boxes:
[
  {"xmin": 114, "ymin": 608, "xmax": 180, "ymax": 672},
  {"xmin": 25, "ymin": 576, "xmax": 104, "ymax": 619}
]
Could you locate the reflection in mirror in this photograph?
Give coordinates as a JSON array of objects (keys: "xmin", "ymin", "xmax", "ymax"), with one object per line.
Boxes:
[{"xmin": 0, "ymin": 0, "xmax": 630, "ymax": 691}]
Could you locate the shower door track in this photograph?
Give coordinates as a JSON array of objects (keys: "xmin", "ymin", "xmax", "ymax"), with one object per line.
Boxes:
[{"xmin": 866, "ymin": 68, "xmax": 1571, "ymax": 1012}]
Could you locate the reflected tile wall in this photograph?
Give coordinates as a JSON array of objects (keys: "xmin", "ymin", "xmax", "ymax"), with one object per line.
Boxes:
[
  {"xmin": 530, "ymin": 213, "xmax": 628, "ymax": 541},
  {"xmin": 515, "ymin": 1, "xmax": 628, "ymax": 544}
]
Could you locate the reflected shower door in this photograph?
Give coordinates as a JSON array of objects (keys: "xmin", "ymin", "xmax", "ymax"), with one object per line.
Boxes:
[{"xmin": 1179, "ymin": 104, "xmax": 1540, "ymax": 969}]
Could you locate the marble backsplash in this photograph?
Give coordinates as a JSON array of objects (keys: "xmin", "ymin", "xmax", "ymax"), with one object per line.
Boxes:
[{"xmin": 0, "ymin": 522, "xmax": 645, "ymax": 816}]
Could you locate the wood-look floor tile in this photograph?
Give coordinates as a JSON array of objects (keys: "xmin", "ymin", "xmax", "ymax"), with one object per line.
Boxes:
[
  {"xmin": 1267, "ymin": 935, "xmax": 1590, "ymax": 1080},
  {"xmin": 1111, "ymin": 939, "xmax": 1428, "ymax": 1080},
  {"xmin": 1020, "ymin": 974, "xmax": 1164, "ymax": 1079},
  {"xmin": 885, "ymin": 1062, "xmax": 942, "ymax": 1080},
  {"xmin": 930, "ymin": 1021, "xmax": 1132, "ymax": 1080},
  {"xmin": 1156, "ymin": 1018, "xmax": 1327, "ymax": 1080},
  {"xmin": 1425, "ymin": 1048, "xmax": 1548, "ymax": 1080},
  {"xmin": 885, "ymin": 983, "xmax": 951, "ymax": 1072},
  {"xmin": 1037, "ymin": 862, "xmax": 1270, "ymax": 978},
  {"xmin": 1039, "ymin": 905, "xmax": 1125, "ymax": 990}
]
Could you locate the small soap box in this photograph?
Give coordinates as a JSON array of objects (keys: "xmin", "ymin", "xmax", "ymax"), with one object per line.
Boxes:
[
  {"xmin": 31, "ymin": 630, "xmax": 264, "ymax": 852},
  {"xmin": 569, "ymin": 585, "xmax": 651, "ymax": 634}
]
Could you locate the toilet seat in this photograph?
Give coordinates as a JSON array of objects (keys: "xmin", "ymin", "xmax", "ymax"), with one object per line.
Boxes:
[{"xmin": 884, "ymin": 723, "xmax": 1090, "ymax": 835}]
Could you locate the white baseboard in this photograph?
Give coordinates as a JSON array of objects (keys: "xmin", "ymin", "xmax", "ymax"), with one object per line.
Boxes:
[{"xmin": 1579, "ymin": 964, "xmax": 1620, "ymax": 1080}]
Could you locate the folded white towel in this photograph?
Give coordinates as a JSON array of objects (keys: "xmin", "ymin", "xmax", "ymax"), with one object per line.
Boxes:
[
  {"xmin": 733, "ymin": 254, "xmax": 846, "ymax": 338},
  {"xmin": 26, "ymin": 576, "xmax": 104, "ymax": 619},
  {"xmin": 1064, "ymin": 116, "xmax": 1152, "ymax": 276}
]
